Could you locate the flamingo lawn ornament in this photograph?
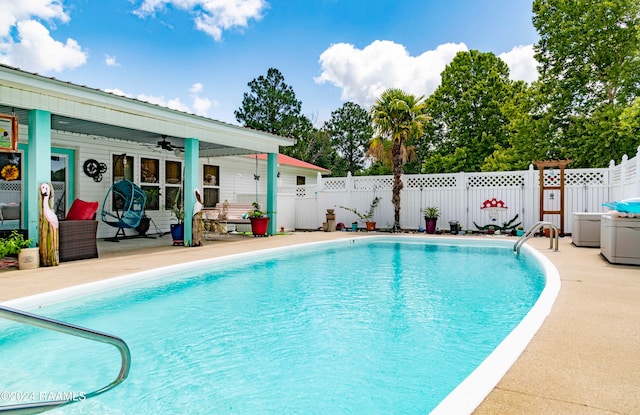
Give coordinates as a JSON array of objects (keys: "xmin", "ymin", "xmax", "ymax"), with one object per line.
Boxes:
[
  {"xmin": 39, "ymin": 182, "xmax": 59, "ymax": 266},
  {"xmin": 192, "ymin": 188, "xmax": 204, "ymax": 247}
]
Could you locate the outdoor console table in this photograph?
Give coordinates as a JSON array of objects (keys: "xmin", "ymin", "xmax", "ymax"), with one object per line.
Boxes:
[{"xmin": 600, "ymin": 215, "xmax": 640, "ymax": 265}]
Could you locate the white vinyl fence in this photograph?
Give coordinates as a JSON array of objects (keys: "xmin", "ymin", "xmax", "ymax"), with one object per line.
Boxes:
[{"xmin": 286, "ymin": 146, "xmax": 640, "ymax": 234}]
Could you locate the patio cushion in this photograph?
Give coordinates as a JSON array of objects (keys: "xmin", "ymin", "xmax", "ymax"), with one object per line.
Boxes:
[{"xmin": 66, "ymin": 199, "xmax": 99, "ymax": 220}]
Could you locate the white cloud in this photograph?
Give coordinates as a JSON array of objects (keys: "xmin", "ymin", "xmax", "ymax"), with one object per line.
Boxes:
[
  {"xmin": 316, "ymin": 41, "xmax": 542, "ymax": 109},
  {"xmin": 315, "ymin": 40, "xmax": 468, "ymax": 108},
  {"xmin": 192, "ymin": 96, "xmax": 213, "ymax": 116},
  {"xmin": 499, "ymin": 44, "xmax": 539, "ymax": 83},
  {"xmin": 104, "ymin": 88, "xmax": 130, "ymax": 97},
  {"xmin": 0, "ymin": 0, "xmax": 86, "ymax": 73},
  {"xmin": 106, "ymin": 83, "xmax": 215, "ymax": 117},
  {"xmin": 134, "ymin": 0, "xmax": 267, "ymax": 41},
  {"xmin": 189, "ymin": 82, "xmax": 204, "ymax": 94},
  {"xmin": 105, "ymin": 54, "xmax": 120, "ymax": 67},
  {"xmin": 189, "ymin": 83, "xmax": 213, "ymax": 116},
  {"xmin": 3, "ymin": 20, "xmax": 86, "ymax": 72},
  {"xmin": 0, "ymin": 0, "xmax": 69, "ymax": 38}
]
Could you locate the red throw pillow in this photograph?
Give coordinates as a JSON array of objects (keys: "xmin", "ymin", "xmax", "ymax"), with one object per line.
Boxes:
[{"xmin": 66, "ymin": 199, "xmax": 99, "ymax": 220}]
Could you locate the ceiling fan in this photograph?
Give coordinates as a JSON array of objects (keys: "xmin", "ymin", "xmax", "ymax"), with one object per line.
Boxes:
[{"xmin": 157, "ymin": 136, "xmax": 184, "ymax": 152}]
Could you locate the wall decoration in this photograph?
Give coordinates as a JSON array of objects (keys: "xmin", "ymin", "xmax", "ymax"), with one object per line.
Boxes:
[
  {"xmin": 83, "ymin": 159, "xmax": 108, "ymax": 182},
  {"xmin": 0, "ymin": 113, "xmax": 18, "ymax": 152},
  {"xmin": 473, "ymin": 198, "xmax": 521, "ymax": 232},
  {"xmin": 1, "ymin": 164, "xmax": 19, "ymax": 181}
]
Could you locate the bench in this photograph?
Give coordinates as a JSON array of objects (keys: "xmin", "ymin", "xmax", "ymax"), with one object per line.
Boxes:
[{"xmin": 202, "ymin": 201, "xmax": 253, "ymax": 238}]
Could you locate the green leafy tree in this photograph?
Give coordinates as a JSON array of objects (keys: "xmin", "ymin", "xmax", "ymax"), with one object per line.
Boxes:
[
  {"xmin": 532, "ymin": 0, "xmax": 640, "ymax": 167},
  {"xmin": 421, "ymin": 50, "xmax": 517, "ymax": 173},
  {"xmin": 235, "ymin": 68, "xmax": 345, "ymax": 173},
  {"xmin": 323, "ymin": 102, "xmax": 373, "ymax": 175},
  {"xmin": 483, "ymin": 81, "xmax": 551, "ymax": 171},
  {"xmin": 370, "ymin": 88, "xmax": 430, "ymax": 230},
  {"xmin": 286, "ymin": 116, "xmax": 344, "ymax": 174},
  {"xmin": 234, "ymin": 67, "xmax": 304, "ymax": 139}
]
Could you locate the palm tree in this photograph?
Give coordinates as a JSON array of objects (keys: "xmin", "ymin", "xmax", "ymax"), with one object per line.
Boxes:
[{"xmin": 370, "ymin": 88, "xmax": 430, "ymax": 231}]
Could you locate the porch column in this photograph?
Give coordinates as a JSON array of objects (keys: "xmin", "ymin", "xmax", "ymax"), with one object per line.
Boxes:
[
  {"xmin": 183, "ymin": 137, "xmax": 199, "ymax": 246},
  {"xmin": 26, "ymin": 110, "xmax": 52, "ymax": 246},
  {"xmin": 266, "ymin": 152, "xmax": 278, "ymax": 235}
]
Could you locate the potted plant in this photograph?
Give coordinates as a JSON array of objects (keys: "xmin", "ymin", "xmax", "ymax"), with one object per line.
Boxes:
[
  {"xmin": 339, "ymin": 197, "xmax": 381, "ymax": 231},
  {"xmin": 169, "ymin": 188, "xmax": 185, "ymax": 245},
  {"xmin": 423, "ymin": 207, "xmax": 439, "ymax": 234},
  {"xmin": 246, "ymin": 202, "xmax": 270, "ymax": 237},
  {"xmin": 0, "ymin": 230, "xmax": 37, "ymax": 269}
]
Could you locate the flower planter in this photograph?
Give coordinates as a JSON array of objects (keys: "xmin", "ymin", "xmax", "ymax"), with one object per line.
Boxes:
[
  {"xmin": 365, "ymin": 221, "xmax": 376, "ymax": 231},
  {"xmin": 170, "ymin": 224, "xmax": 184, "ymax": 246},
  {"xmin": 136, "ymin": 216, "xmax": 151, "ymax": 236},
  {"xmin": 250, "ymin": 217, "xmax": 270, "ymax": 237},
  {"xmin": 425, "ymin": 217, "xmax": 437, "ymax": 234}
]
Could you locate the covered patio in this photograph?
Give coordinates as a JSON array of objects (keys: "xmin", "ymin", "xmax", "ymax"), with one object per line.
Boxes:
[{"xmin": 0, "ymin": 63, "xmax": 293, "ymax": 253}]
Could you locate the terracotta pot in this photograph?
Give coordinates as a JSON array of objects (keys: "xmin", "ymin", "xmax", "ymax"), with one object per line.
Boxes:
[{"xmin": 365, "ymin": 221, "xmax": 376, "ymax": 231}]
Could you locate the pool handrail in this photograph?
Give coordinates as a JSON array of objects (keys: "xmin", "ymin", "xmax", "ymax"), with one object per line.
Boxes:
[
  {"xmin": 0, "ymin": 305, "xmax": 131, "ymax": 414},
  {"xmin": 514, "ymin": 221, "xmax": 559, "ymax": 254}
]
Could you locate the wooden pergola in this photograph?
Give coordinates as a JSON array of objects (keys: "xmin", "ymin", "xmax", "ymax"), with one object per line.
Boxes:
[{"xmin": 535, "ymin": 160, "xmax": 572, "ymax": 235}]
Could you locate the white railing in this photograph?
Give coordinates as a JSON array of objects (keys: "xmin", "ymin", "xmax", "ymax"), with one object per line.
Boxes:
[{"xmin": 291, "ymin": 147, "xmax": 640, "ymax": 233}]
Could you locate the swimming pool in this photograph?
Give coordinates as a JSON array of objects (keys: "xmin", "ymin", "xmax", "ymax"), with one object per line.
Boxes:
[{"xmin": 1, "ymin": 236, "xmax": 559, "ymax": 414}]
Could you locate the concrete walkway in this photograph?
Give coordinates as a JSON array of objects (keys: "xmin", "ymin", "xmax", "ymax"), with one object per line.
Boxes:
[{"xmin": 0, "ymin": 233, "xmax": 638, "ymax": 414}]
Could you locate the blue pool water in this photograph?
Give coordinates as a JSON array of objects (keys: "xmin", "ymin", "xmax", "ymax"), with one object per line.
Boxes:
[{"xmin": 0, "ymin": 237, "xmax": 549, "ymax": 414}]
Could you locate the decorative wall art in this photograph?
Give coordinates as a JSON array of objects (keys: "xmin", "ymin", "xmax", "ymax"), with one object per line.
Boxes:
[
  {"xmin": 83, "ymin": 159, "xmax": 108, "ymax": 182},
  {"xmin": 0, "ymin": 113, "xmax": 18, "ymax": 152}
]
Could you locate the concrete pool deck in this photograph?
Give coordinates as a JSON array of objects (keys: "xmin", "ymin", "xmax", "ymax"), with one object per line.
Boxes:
[{"xmin": 0, "ymin": 232, "xmax": 638, "ymax": 414}]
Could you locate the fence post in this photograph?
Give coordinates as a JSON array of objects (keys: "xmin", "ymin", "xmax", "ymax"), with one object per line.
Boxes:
[
  {"xmin": 524, "ymin": 164, "xmax": 536, "ymax": 228},
  {"xmin": 635, "ymin": 146, "xmax": 640, "ymax": 197},
  {"xmin": 315, "ymin": 172, "xmax": 324, "ymax": 227},
  {"xmin": 457, "ymin": 172, "xmax": 466, "ymax": 229}
]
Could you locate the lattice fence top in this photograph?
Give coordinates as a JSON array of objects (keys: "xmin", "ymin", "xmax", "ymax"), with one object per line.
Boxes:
[
  {"xmin": 323, "ymin": 179, "xmax": 346, "ymax": 191},
  {"xmin": 353, "ymin": 177, "xmax": 393, "ymax": 190},
  {"xmin": 52, "ymin": 182, "xmax": 65, "ymax": 193},
  {"xmin": 406, "ymin": 175, "xmax": 457, "ymax": 189},
  {"xmin": 565, "ymin": 171, "xmax": 607, "ymax": 186},
  {"xmin": 467, "ymin": 174, "xmax": 525, "ymax": 188},
  {"xmin": 0, "ymin": 181, "xmax": 22, "ymax": 191}
]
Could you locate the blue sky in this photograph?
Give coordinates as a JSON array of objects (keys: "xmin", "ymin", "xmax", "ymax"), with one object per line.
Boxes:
[{"xmin": 1, "ymin": 1, "xmax": 539, "ymax": 126}]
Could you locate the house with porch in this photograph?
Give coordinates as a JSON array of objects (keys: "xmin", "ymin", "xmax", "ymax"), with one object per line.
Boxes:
[{"xmin": 0, "ymin": 63, "xmax": 323, "ymax": 248}]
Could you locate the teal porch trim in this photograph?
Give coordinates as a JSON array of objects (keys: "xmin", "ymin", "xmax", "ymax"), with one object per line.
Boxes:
[
  {"xmin": 20, "ymin": 145, "xmax": 76, "ymax": 234},
  {"xmin": 267, "ymin": 152, "xmax": 278, "ymax": 235},
  {"xmin": 183, "ymin": 138, "xmax": 199, "ymax": 246},
  {"xmin": 26, "ymin": 110, "xmax": 52, "ymax": 247},
  {"xmin": 52, "ymin": 147, "xmax": 76, "ymax": 211}
]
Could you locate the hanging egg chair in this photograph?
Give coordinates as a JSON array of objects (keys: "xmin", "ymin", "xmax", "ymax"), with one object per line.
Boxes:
[{"xmin": 101, "ymin": 180, "xmax": 147, "ymax": 240}]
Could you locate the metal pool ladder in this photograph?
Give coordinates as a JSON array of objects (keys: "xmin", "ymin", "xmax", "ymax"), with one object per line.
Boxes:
[
  {"xmin": 514, "ymin": 221, "xmax": 560, "ymax": 255},
  {"xmin": 0, "ymin": 305, "xmax": 131, "ymax": 414}
]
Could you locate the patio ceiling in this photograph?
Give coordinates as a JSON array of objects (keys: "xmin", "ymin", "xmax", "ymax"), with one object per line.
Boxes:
[
  {"xmin": 0, "ymin": 64, "xmax": 293, "ymax": 157},
  {"xmin": 0, "ymin": 104, "xmax": 239, "ymax": 156}
]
